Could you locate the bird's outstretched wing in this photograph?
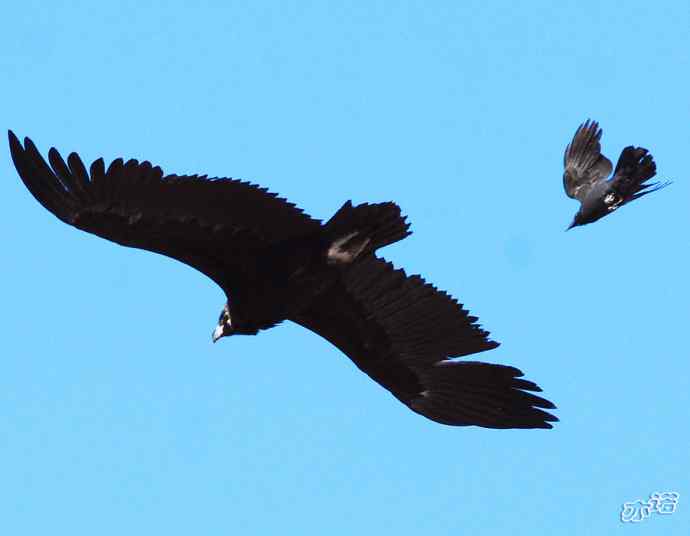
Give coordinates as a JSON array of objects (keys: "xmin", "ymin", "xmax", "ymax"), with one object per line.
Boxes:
[
  {"xmin": 9, "ymin": 131, "xmax": 321, "ymax": 292},
  {"xmin": 291, "ymin": 256, "xmax": 557, "ymax": 429},
  {"xmin": 563, "ymin": 120, "xmax": 613, "ymax": 200},
  {"xmin": 609, "ymin": 146, "xmax": 670, "ymax": 203}
]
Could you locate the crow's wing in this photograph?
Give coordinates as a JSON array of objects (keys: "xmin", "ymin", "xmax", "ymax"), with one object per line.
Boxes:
[
  {"xmin": 609, "ymin": 145, "xmax": 670, "ymax": 203},
  {"xmin": 563, "ymin": 120, "xmax": 613, "ymax": 201},
  {"xmin": 291, "ymin": 256, "xmax": 557, "ymax": 429},
  {"xmin": 9, "ymin": 131, "xmax": 321, "ymax": 293}
]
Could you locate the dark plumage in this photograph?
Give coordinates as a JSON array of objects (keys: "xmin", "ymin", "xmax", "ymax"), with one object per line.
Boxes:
[
  {"xmin": 9, "ymin": 131, "xmax": 557, "ymax": 429},
  {"xmin": 563, "ymin": 120, "xmax": 670, "ymax": 229}
]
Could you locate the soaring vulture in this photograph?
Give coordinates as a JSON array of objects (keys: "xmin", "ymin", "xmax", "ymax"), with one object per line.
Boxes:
[
  {"xmin": 9, "ymin": 131, "xmax": 557, "ymax": 429},
  {"xmin": 564, "ymin": 119, "xmax": 670, "ymax": 229}
]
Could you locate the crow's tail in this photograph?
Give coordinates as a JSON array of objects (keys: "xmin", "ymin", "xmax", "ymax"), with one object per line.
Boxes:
[{"xmin": 613, "ymin": 146, "xmax": 670, "ymax": 201}]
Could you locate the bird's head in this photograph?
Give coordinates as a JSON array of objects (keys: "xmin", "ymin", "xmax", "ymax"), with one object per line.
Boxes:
[
  {"xmin": 567, "ymin": 211, "xmax": 588, "ymax": 230},
  {"xmin": 212, "ymin": 303, "xmax": 234, "ymax": 343}
]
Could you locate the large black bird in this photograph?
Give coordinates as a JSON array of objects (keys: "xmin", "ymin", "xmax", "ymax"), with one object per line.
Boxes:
[
  {"xmin": 9, "ymin": 131, "xmax": 557, "ymax": 429},
  {"xmin": 563, "ymin": 120, "xmax": 670, "ymax": 229}
]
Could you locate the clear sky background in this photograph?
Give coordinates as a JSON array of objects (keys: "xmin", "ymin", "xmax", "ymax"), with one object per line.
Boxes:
[{"xmin": 1, "ymin": 1, "xmax": 688, "ymax": 534}]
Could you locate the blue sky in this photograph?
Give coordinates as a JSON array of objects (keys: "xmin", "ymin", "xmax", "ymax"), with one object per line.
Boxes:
[{"xmin": 1, "ymin": 1, "xmax": 688, "ymax": 534}]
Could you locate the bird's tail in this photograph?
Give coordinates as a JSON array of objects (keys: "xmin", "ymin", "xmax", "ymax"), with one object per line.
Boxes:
[
  {"xmin": 323, "ymin": 201, "xmax": 411, "ymax": 264},
  {"xmin": 613, "ymin": 146, "xmax": 671, "ymax": 201}
]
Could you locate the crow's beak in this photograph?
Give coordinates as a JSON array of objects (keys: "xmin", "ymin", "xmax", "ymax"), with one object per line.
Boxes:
[
  {"xmin": 566, "ymin": 220, "xmax": 577, "ymax": 231},
  {"xmin": 212, "ymin": 324, "xmax": 224, "ymax": 343}
]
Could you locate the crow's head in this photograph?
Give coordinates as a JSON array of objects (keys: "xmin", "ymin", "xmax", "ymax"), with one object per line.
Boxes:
[
  {"xmin": 568, "ymin": 191, "xmax": 623, "ymax": 230},
  {"xmin": 212, "ymin": 303, "xmax": 234, "ymax": 342},
  {"xmin": 567, "ymin": 210, "xmax": 594, "ymax": 230}
]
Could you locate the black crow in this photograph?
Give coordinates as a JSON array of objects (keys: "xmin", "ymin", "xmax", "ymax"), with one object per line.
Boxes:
[
  {"xmin": 563, "ymin": 120, "xmax": 670, "ymax": 229},
  {"xmin": 9, "ymin": 131, "xmax": 557, "ymax": 429}
]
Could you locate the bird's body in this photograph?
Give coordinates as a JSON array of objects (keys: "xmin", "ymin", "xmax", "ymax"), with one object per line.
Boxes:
[
  {"xmin": 563, "ymin": 120, "xmax": 670, "ymax": 229},
  {"xmin": 216, "ymin": 233, "xmax": 333, "ymax": 334},
  {"xmin": 9, "ymin": 131, "xmax": 557, "ymax": 429},
  {"xmin": 575, "ymin": 179, "xmax": 621, "ymax": 224}
]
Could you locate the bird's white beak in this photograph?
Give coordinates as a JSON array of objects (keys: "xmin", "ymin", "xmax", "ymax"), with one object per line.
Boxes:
[{"xmin": 212, "ymin": 324, "xmax": 224, "ymax": 343}]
